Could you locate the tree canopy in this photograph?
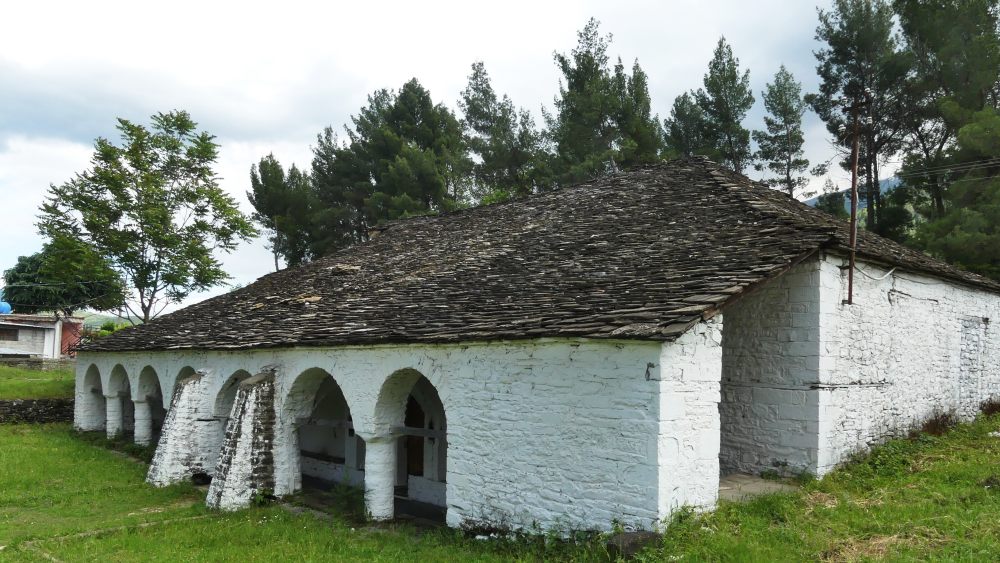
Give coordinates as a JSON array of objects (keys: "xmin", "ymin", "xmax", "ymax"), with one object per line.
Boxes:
[
  {"xmin": 754, "ymin": 66, "xmax": 810, "ymax": 197},
  {"xmin": 37, "ymin": 111, "xmax": 256, "ymax": 322},
  {"xmin": 695, "ymin": 37, "xmax": 755, "ymax": 173},
  {"xmin": 546, "ymin": 18, "xmax": 662, "ymax": 185},
  {"xmin": 2, "ymin": 236, "xmax": 125, "ymax": 316}
]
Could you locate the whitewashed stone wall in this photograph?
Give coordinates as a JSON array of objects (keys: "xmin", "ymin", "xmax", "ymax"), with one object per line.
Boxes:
[
  {"xmin": 658, "ymin": 317, "xmax": 724, "ymax": 517},
  {"xmin": 720, "ymin": 260, "xmax": 821, "ymax": 475},
  {"xmin": 816, "ymin": 254, "xmax": 1000, "ymax": 473},
  {"xmin": 720, "ymin": 253, "xmax": 1000, "ymax": 478},
  {"xmin": 75, "ymin": 337, "xmax": 703, "ymax": 531}
]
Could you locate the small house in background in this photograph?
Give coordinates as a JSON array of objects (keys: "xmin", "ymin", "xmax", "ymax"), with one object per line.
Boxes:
[{"xmin": 0, "ymin": 313, "xmax": 83, "ymax": 359}]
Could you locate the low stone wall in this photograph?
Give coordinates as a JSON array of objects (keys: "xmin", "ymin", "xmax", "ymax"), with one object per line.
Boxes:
[
  {"xmin": 0, "ymin": 358, "xmax": 75, "ymax": 372},
  {"xmin": 0, "ymin": 399, "xmax": 75, "ymax": 423}
]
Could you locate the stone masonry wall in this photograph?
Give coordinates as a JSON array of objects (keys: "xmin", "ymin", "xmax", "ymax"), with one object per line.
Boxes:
[
  {"xmin": 658, "ymin": 317, "xmax": 724, "ymax": 517},
  {"xmin": 720, "ymin": 260, "xmax": 821, "ymax": 475},
  {"xmin": 0, "ymin": 399, "xmax": 74, "ymax": 423},
  {"xmin": 77, "ymin": 338, "xmax": 670, "ymax": 531},
  {"xmin": 206, "ymin": 372, "xmax": 277, "ymax": 510},
  {"xmin": 816, "ymin": 255, "xmax": 1000, "ymax": 473},
  {"xmin": 146, "ymin": 372, "xmax": 218, "ymax": 486}
]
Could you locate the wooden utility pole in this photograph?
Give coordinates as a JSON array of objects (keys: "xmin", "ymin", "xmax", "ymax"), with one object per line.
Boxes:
[{"xmin": 846, "ymin": 101, "xmax": 861, "ymax": 305}]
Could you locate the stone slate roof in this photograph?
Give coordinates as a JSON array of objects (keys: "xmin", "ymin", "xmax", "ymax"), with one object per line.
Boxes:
[{"xmin": 83, "ymin": 157, "xmax": 1000, "ymax": 352}]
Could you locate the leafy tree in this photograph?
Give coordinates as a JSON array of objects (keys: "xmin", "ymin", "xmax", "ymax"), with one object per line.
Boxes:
[
  {"xmin": 695, "ymin": 37, "xmax": 755, "ymax": 173},
  {"xmin": 2, "ymin": 236, "xmax": 125, "ymax": 316},
  {"xmin": 913, "ymin": 107, "xmax": 1000, "ymax": 279},
  {"xmin": 546, "ymin": 19, "xmax": 662, "ymax": 185},
  {"xmin": 808, "ymin": 0, "xmax": 910, "ymax": 231},
  {"xmin": 309, "ymin": 79, "xmax": 470, "ymax": 257},
  {"xmin": 664, "ymin": 92, "xmax": 709, "ymax": 158},
  {"xmin": 754, "ymin": 66, "xmax": 810, "ymax": 197},
  {"xmin": 37, "ymin": 111, "xmax": 256, "ymax": 323},
  {"xmin": 459, "ymin": 62, "xmax": 545, "ymax": 199},
  {"xmin": 248, "ymin": 154, "xmax": 314, "ymax": 269},
  {"xmin": 893, "ymin": 0, "xmax": 1000, "ymax": 219}
]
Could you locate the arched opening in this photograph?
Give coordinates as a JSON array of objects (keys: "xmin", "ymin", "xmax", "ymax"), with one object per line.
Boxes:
[
  {"xmin": 208, "ymin": 369, "xmax": 252, "ymax": 471},
  {"xmin": 372, "ymin": 370, "xmax": 447, "ymax": 522},
  {"xmin": 165, "ymin": 366, "xmax": 197, "ymax": 407},
  {"xmin": 106, "ymin": 365, "xmax": 134, "ymax": 438},
  {"xmin": 215, "ymin": 370, "xmax": 252, "ymax": 420},
  {"xmin": 175, "ymin": 366, "xmax": 196, "ymax": 388},
  {"xmin": 79, "ymin": 364, "xmax": 106, "ymax": 431},
  {"xmin": 136, "ymin": 366, "xmax": 166, "ymax": 444},
  {"xmin": 285, "ymin": 368, "xmax": 365, "ymax": 500}
]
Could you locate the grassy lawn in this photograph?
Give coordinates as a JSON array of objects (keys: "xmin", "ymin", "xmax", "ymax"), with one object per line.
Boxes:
[
  {"xmin": 0, "ymin": 424, "xmax": 602, "ymax": 562},
  {"xmin": 1, "ymin": 417, "xmax": 999, "ymax": 561},
  {"xmin": 655, "ymin": 414, "xmax": 1000, "ymax": 561},
  {"xmin": 0, "ymin": 365, "xmax": 74, "ymax": 400}
]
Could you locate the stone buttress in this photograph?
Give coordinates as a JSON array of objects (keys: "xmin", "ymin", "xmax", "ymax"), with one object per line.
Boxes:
[{"xmin": 206, "ymin": 372, "xmax": 277, "ymax": 510}]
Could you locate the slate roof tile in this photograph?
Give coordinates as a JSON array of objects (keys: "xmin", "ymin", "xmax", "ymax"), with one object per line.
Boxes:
[{"xmin": 82, "ymin": 157, "xmax": 1000, "ymax": 352}]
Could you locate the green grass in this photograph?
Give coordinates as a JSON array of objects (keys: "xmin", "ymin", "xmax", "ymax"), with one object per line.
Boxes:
[
  {"xmin": 649, "ymin": 414, "xmax": 1000, "ymax": 562},
  {"xmin": 2, "ymin": 417, "xmax": 1000, "ymax": 561},
  {"xmin": 0, "ymin": 424, "xmax": 609, "ymax": 562},
  {"xmin": 0, "ymin": 365, "xmax": 74, "ymax": 400}
]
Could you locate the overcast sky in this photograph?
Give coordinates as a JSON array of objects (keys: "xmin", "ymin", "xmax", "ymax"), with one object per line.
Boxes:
[{"xmin": 2, "ymin": 0, "xmax": 864, "ymax": 312}]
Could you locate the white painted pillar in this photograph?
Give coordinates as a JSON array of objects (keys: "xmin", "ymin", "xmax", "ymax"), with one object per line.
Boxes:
[
  {"xmin": 364, "ymin": 437, "xmax": 397, "ymax": 521},
  {"xmin": 133, "ymin": 400, "xmax": 152, "ymax": 445},
  {"xmin": 105, "ymin": 394, "xmax": 123, "ymax": 437}
]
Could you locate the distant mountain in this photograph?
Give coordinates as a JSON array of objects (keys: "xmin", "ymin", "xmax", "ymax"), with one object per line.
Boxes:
[{"xmin": 805, "ymin": 177, "xmax": 901, "ymax": 211}]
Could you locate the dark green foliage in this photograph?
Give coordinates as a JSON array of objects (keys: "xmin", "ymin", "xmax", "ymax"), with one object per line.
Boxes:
[
  {"xmin": 663, "ymin": 92, "xmax": 708, "ymax": 158},
  {"xmin": 309, "ymin": 79, "xmax": 470, "ymax": 257},
  {"xmin": 815, "ymin": 191, "xmax": 850, "ymax": 220},
  {"xmin": 754, "ymin": 66, "xmax": 810, "ymax": 196},
  {"xmin": 546, "ymin": 18, "xmax": 662, "ymax": 185},
  {"xmin": 2, "ymin": 236, "xmax": 125, "ymax": 316},
  {"xmin": 892, "ymin": 0, "xmax": 1000, "ymax": 279},
  {"xmin": 459, "ymin": 62, "xmax": 546, "ymax": 199},
  {"xmin": 611, "ymin": 59, "xmax": 663, "ymax": 168},
  {"xmin": 37, "ymin": 111, "xmax": 255, "ymax": 322},
  {"xmin": 695, "ymin": 37, "xmax": 755, "ymax": 173},
  {"xmin": 808, "ymin": 0, "xmax": 910, "ymax": 231},
  {"xmin": 248, "ymin": 154, "xmax": 315, "ymax": 268}
]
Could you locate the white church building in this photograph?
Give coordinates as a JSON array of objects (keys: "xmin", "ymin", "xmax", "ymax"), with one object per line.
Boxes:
[{"xmin": 74, "ymin": 158, "xmax": 1000, "ymax": 531}]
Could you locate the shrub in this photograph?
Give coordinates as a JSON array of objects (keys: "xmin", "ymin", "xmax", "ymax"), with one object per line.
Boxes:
[
  {"xmin": 980, "ymin": 399, "xmax": 1000, "ymax": 417},
  {"xmin": 921, "ymin": 411, "xmax": 958, "ymax": 436}
]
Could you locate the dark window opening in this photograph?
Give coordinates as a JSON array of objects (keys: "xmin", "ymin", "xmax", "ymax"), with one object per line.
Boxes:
[{"xmin": 0, "ymin": 329, "xmax": 18, "ymax": 341}]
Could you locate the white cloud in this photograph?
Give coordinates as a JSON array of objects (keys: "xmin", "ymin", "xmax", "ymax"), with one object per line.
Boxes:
[{"xmin": 3, "ymin": 0, "xmax": 873, "ymax": 313}]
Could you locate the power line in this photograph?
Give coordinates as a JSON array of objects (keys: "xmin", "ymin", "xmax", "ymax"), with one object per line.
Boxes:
[{"xmin": 895, "ymin": 157, "xmax": 1000, "ymax": 178}]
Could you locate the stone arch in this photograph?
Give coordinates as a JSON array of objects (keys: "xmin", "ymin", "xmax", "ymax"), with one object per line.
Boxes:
[
  {"xmin": 282, "ymin": 368, "xmax": 363, "ymax": 495},
  {"xmin": 77, "ymin": 364, "xmax": 106, "ymax": 431},
  {"xmin": 106, "ymin": 364, "xmax": 134, "ymax": 438},
  {"xmin": 135, "ymin": 366, "xmax": 166, "ymax": 445},
  {"xmin": 166, "ymin": 366, "xmax": 197, "ymax": 406},
  {"xmin": 203, "ymin": 369, "xmax": 254, "ymax": 472},
  {"xmin": 215, "ymin": 370, "xmax": 252, "ymax": 419},
  {"xmin": 367, "ymin": 369, "xmax": 448, "ymax": 521}
]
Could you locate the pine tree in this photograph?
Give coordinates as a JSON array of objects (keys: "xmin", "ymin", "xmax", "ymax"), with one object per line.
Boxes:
[
  {"xmin": 459, "ymin": 62, "xmax": 544, "ymax": 199},
  {"xmin": 611, "ymin": 59, "xmax": 664, "ymax": 167},
  {"xmin": 546, "ymin": 18, "xmax": 662, "ymax": 185},
  {"xmin": 753, "ymin": 66, "xmax": 810, "ymax": 197},
  {"xmin": 248, "ymin": 155, "xmax": 317, "ymax": 269},
  {"xmin": 808, "ymin": 0, "xmax": 910, "ymax": 231},
  {"xmin": 309, "ymin": 79, "xmax": 471, "ymax": 257},
  {"xmin": 664, "ymin": 92, "xmax": 709, "ymax": 158},
  {"xmin": 695, "ymin": 37, "xmax": 755, "ymax": 173}
]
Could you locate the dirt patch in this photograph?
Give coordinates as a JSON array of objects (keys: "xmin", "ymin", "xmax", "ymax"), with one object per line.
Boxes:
[
  {"xmin": 822, "ymin": 528, "xmax": 946, "ymax": 561},
  {"xmin": 804, "ymin": 491, "xmax": 839, "ymax": 513}
]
